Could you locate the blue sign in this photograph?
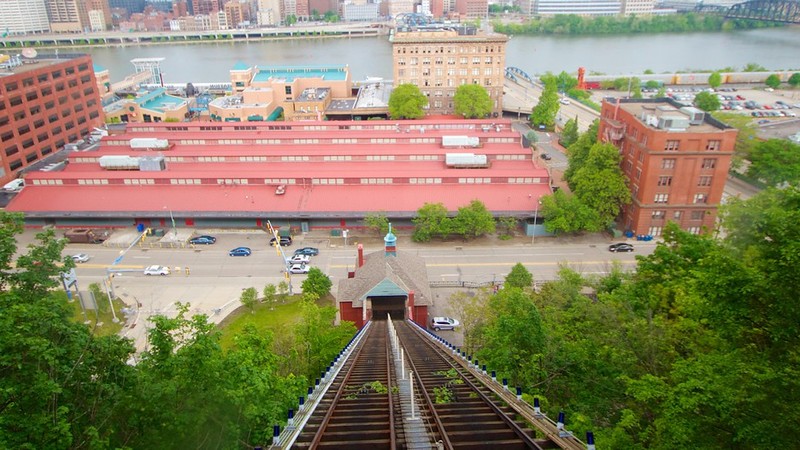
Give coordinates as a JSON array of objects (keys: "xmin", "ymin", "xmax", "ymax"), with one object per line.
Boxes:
[{"xmin": 113, "ymin": 256, "xmax": 124, "ymax": 265}]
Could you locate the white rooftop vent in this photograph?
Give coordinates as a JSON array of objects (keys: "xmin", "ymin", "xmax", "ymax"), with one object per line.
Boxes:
[
  {"xmin": 657, "ymin": 116, "xmax": 690, "ymax": 131},
  {"xmin": 680, "ymin": 106, "xmax": 705, "ymax": 125}
]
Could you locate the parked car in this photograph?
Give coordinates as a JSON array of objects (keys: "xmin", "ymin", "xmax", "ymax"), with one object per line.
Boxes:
[
  {"xmin": 144, "ymin": 265, "xmax": 170, "ymax": 276},
  {"xmin": 559, "ymin": 98, "xmax": 571, "ymax": 105},
  {"xmin": 540, "ymin": 153, "xmax": 552, "ymax": 160},
  {"xmin": 287, "ymin": 263, "xmax": 310, "ymax": 274},
  {"xmin": 430, "ymin": 316, "xmax": 460, "ymax": 331},
  {"xmin": 608, "ymin": 243, "xmax": 635, "ymax": 253},
  {"xmin": 229, "ymin": 246, "xmax": 252, "ymax": 257},
  {"xmin": 71, "ymin": 253, "xmax": 91, "ymax": 263},
  {"xmin": 270, "ymin": 236, "xmax": 293, "ymax": 247},
  {"xmin": 294, "ymin": 247, "xmax": 320, "ymax": 256},
  {"xmin": 288, "ymin": 254, "xmax": 310, "ymax": 264},
  {"xmin": 189, "ymin": 235, "xmax": 216, "ymax": 245}
]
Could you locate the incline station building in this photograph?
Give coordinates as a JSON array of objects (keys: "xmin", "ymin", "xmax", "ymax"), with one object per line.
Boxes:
[{"xmin": 6, "ymin": 118, "xmax": 551, "ymax": 232}]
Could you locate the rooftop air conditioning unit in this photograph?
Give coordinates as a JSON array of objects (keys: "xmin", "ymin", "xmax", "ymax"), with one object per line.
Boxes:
[
  {"xmin": 657, "ymin": 116, "xmax": 690, "ymax": 131},
  {"xmin": 680, "ymin": 106, "xmax": 705, "ymax": 125}
]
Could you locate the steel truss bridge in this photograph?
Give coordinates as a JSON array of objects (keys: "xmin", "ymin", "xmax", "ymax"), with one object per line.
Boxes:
[{"xmin": 698, "ymin": 0, "xmax": 800, "ymax": 24}]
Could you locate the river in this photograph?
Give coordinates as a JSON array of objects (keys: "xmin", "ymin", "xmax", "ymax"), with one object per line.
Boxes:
[{"xmin": 83, "ymin": 27, "xmax": 800, "ymax": 83}]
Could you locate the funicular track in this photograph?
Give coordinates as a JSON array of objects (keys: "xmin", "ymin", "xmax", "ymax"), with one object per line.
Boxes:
[
  {"xmin": 395, "ymin": 321, "xmax": 545, "ymax": 449},
  {"xmin": 291, "ymin": 321, "xmax": 404, "ymax": 449},
  {"xmin": 286, "ymin": 320, "xmax": 586, "ymax": 450}
]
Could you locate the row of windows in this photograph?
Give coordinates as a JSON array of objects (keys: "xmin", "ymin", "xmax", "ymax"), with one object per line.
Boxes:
[
  {"xmin": 2, "ymin": 64, "xmax": 89, "ymax": 92},
  {"xmin": 663, "ymin": 139, "xmax": 721, "ymax": 152},
  {"xmin": 647, "ymin": 226, "xmax": 703, "ymax": 237},
  {"xmin": 395, "ymin": 45, "xmax": 504, "ymax": 55},
  {"xmin": 651, "ymin": 209, "xmax": 707, "ymax": 220},
  {"xmin": 653, "ymin": 193, "xmax": 709, "ymax": 204},
  {"xmin": 397, "ymin": 56, "xmax": 498, "ymax": 66},
  {"xmin": 23, "ymin": 176, "xmax": 551, "ymax": 187}
]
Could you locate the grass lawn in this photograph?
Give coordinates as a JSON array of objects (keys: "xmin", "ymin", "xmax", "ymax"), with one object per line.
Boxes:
[
  {"xmin": 217, "ymin": 295, "xmax": 335, "ymax": 350},
  {"xmin": 63, "ymin": 290, "xmax": 125, "ymax": 337}
]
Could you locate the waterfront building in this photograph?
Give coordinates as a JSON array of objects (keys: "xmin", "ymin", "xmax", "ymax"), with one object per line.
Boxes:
[
  {"xmin": 191, "ymin": 0, "xmax": 219, "ymax": 15},
  {"xmin": 0, "ymin": 0, "xmax": 51, "ymax": 35},
  {"xmin": 533, "ymin": 0, "xmax": 620, "ymax": 15},
  {"xmin": 391, "ymin": 27, "xmax": 507, "ymax": 117},
  {"xmin": 621, "ymin": 0, "xmax": 655, "ymax": 15},
  {"xmin": 0, "ymin": 54, "xmax": 104, "ymax": 186},
  {"xmin": 103, "ymin": 87, "xmax": 188, "ymax": 123},
  {"xmin": 109, "ymin": 0, "xmax": 146, "ymax": 15},
  {"xmin": 45, "ymin": 0, "xmax": 113, "ymax": 32},
  {"xmin": 217, "ymin": 64, "xmax": 353, "ymax": 121},
  {"xmin": 598, "ymin": 98, "xmax": 737, "ymax": 236},
  {"xmin": 256, "ymin": 0, "xmax": 282, "ymax": 26},
  {"xmin": 224, "ymin": 0, "xmax": 251, "ymax": 27},
  {"xmin": 6, "ymin": 118, "xmax": 550, "ymax": 232},
  {"xmin": 342, "ymin": 2, "xmax": 379, "ymax": 21}
]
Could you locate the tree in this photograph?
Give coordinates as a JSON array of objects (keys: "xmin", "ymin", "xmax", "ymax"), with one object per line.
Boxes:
[
  {"xmin": 530, "ymin": 74, "xmax": 559, "ymax": 129},
  {"xmin": 711, "ymin": 111, "xmax": 759, "ymax": 162},
  {"xmin": 412, "ymin": 202, "xmax": 450, "ymax": 242},
  {"xmin": 364, "ymin": 211, "xmax": 389, "ymax": 236},
  {"xmin": 765, "ymin": 74, "xmax": 781, "ymax": 89},
  {"xmin": 388, "ymin": 83, "xmax": 428, "ymax": 119},
  {"xmin": 743, "ymin": 62, "xmax": 766, "ymax": 72},
  {"xmin": 277, "ymin": 280, "xmax": 290, "ymax": 302},
  {"xmin": 301, "ymin": 267, "xmax": 333, "ymax": 299},
  {"xmin": 789, "ymin": 72, "xmax": 800, "ymax": 88},
  {"xmin": 505, "ymin": 263, "xmax": 533, "ymax": 289},
  {"xmin": 560, "ymin": 117, "xmax": 579, "ymax": 147},
  {"xmin": 571, "ymin": 142, "xmax": 631, "ymax": 228},
  {"xmin": 563, "ymin": 119, "xmax": 599, "ymax": 189},
  {"xmin": 285, "ymin": 14, "xmax": 297, "ymax": 25},
  {"xmin": 526, "ymin": 131, "xmax": 538, "ymax": 148},
  {"xmin": 745, "ymin": 139, "xmax": 800, "ymax": 187},
  {"xmin": 453, "ymin": 84, "xmax": 493, "ymax": 119},
  {"xmin": 451, "ymin": 199, "xmax": 496, "ymax": 239},
  {"xmin": 708, "ymin": 71, "xmax": 722, "ymax": 88},
  {"xmin": 645, "ymin": 80, "xmax": 661, "ymax": 89},
  {"xmin": 540, "ymin": 190, "xmax": 601, "ymax": 234},
  {"xmin": 240, "ymin": 286, "xmax": 259, "ymax": 313},
  {"xmin": 263, "ymin": 283, "xmax": 277, "ymax": 310},
  {"xmin": 497, "ymin": 216, "xmax": 519, "ymax": 238},
  {"xmin": 693, "ymin": 91, "xmax": 721, "ymax": 112},
  {"xmin": 294, "ymin": 298, "xmax": 357, "ymax": 381}
]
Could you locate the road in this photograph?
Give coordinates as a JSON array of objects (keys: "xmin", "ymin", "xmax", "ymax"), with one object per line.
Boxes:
[
  {"xmin": 504, "ymin": 78, "xmax": 598, "ymax": 133},
  {"xmin": 58, "ymin": 232, "xmax": 653, "ymax": 354}
]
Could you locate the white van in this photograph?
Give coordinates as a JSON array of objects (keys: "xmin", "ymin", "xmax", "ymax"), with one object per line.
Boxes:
[{"xmin": 3, "ymin": 179, "xmax": 24, "ymax": 192}]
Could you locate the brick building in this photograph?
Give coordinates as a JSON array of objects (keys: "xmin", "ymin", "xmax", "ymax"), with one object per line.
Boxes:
[
  {"xmin": 391, "ymin": 27, "xmax": 507, "ymax": 117},
  {"xmin": 1, "ymin": 54, "xmax": 104, "ymax": 186},
  {"xmin": 598, "ymin": 98, "xmax": 737, "ymax": 236}
]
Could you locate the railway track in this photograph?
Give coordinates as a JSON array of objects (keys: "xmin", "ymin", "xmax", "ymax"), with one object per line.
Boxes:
[{"xmin": 278, "ymin": 319, "xmax": 587, "ymax": 450}]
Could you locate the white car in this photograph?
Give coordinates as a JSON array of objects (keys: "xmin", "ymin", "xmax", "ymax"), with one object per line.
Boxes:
[
  {"xmin": 288, "ymin": 254, "xmax": 310, "ymax": 264},
  {"xmin": 559, "ymin": 98, "xmax": 571, "ymax": 105},
  {"xmin": 287, "ymin": 263, "xmax": 310, "ymax": 274},
  {"xmin": 430, "ymin": 316, "xmax": 460, "ymax": 331},
  {"xmin": 71, "ymin": 253, "xmax": 91, "ymax": 263},
  {"xmin": 143, "ymin": 265, "xmax": 170, "ymax": 276}
]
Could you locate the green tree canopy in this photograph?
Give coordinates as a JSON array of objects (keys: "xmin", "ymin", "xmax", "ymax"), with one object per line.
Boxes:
[
  {"xmin": 412, "ymin": 202, "xmax": 450, "ymax": 242},
  {"xmin": 364, "ymin": 211, "xmax": 390, "ymax": 236},
  {"xmin": 505, "ymin": 262, "xmax": 533, "ymax": 289},
  {"xmin": 559, "ymin": 117, "xmax": 579, "ymax": 147},
  {"xmin": 451, "ymin": 199, "xmax": 496, "ymax": 238},
  {"xmin": 765, "ymin": 74, "xmax": 781, "ymax": 89},
  {"xmin": 530, "ymin": 74, "xmax": 559, "ymax": 129},
  {"xmin": 694, "ymin": 91, "xmax": 721, "ymax": 111},
  {"xmin": 388, "ymin": 83, "xmax": 428, "ymax": 119},
  {"xmin": 301, "ymin": 266, "xmax": 333, "ymax": 299},
  {"xmin": 453, "ymin": 84, "xmax": 493, "ymax": 119},
  {"xmin": 745, "ymin": 139, "xmax": 800, "ymax": 187},
  {"xmin": 540, "ymin": 189, "xmax": 602, "ymax": 234},
  {"xmin": 563, "ymin": 119, "xmax": 599, "ymax": 188},
  {"xmin": 708, "ymin": 71, "xmax": 722, "ymax": 88},
  {"xmin": 571, "ymin": 142, "xmax": 631, "ymax": 227},
  {"xmin": 789, "ymin": 72, "xmax": 800, "ymax": 88}
]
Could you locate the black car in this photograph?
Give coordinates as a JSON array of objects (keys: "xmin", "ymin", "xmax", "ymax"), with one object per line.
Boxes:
[
  {"xmin": 270, "ymin": 236, "xmax": 293, "ymax": 247},
  {"xmin": 608, "ymin": 243, "xmax": 634, "ymax": 253},
  {"xmin": 294, "ymin": 247, "xmax": 320, "ymax": 256},
  {"xmin": 189, "ymin": 235, "xmax": 216, "ymax": 245}
]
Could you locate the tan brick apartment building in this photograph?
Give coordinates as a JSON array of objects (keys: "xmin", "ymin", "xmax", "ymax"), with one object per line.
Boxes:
[
  {"xmin": 598, "ymin": 98, "xmax": 737, "ymax": 236},
  {"xmin": 391, "ymin": 27, "xmax": 507, "ymax": 117},
  {"xmin": 1, "ymin": 54, "xmax": 104, "ymax": 186}
]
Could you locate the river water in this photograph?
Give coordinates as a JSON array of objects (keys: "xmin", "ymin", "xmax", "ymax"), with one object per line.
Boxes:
[{"xmin": 84, "ymin": 27, "xmax": 800, "ymax": 83}]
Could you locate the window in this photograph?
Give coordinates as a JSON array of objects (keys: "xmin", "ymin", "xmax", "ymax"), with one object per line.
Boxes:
[
  {"xmin": 698, "ymin": 176, "xmax": 712, "ymax": 186},
  {"xmin": 657, "ymin": 176, "xmax": 672, "ymax": 186},
  {"xmin": 702, "ymin": 158, "xmax": 717, "ymax": 169},
  {"xmin": 664, "ymin": 140, "xmax": 680, "ymax": 151},
  {"xmin": 688, "ymin": 227, "xmax": 701, "ymax": 235},
  {"xmin": 654, "ymin": 194, "xmax": 669, "ymax": 203},
  {"xmin": 691, "ymin": 211, "xmax": 705, "ymax": 220},
  {"xmin": 652, "ymin": 210, "xmax": 666, "ymax": 219},
  {"xmin": 635, "ymin": 168, "xmax": 642, "ymax": 180},
  {"xmin": 706, "ymin": 140, "xmax": 721, "ymax": 151},
  {"xmin": 648, "ymin": 226, "xmax": 663, "ymax": 236},
  {"xmin": 693, "ymin": 194, "xmax": 707, "ymax": 204}
]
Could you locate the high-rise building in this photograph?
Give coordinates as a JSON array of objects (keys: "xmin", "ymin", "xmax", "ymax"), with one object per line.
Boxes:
[
  {"xmin": 256, "ymin": 0, "xmax": 281, "ymax": 25},
  {"xmin": 0, "ymin": 0, "xmax": 51, "ymax": 34},
  {"xmin": 0, "ymin": 54, "xmax": 104, "ymax": 186},
  {"xmin": 191, "ymin": 0, "xmax": 219, "ymax": 16},
  {"xmin": 598, "ymin": 98, "xmax": 737, "ymax": 236},
  {"xmin": 45, "ymin": 0, "xmax": 112, "ymax": 32},
  {"xmin": 109, "ymin": 0, "xmax": 145, "ymax": 14},
  {"xmin": 391, "ymin": 27, "xmax": 508, "ymax": 116}
]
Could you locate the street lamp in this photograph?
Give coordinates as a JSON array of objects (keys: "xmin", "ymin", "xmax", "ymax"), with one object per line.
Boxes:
[{"xmin": 532, "ymin": 199, "xmax": 542, "ymax": 245}]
